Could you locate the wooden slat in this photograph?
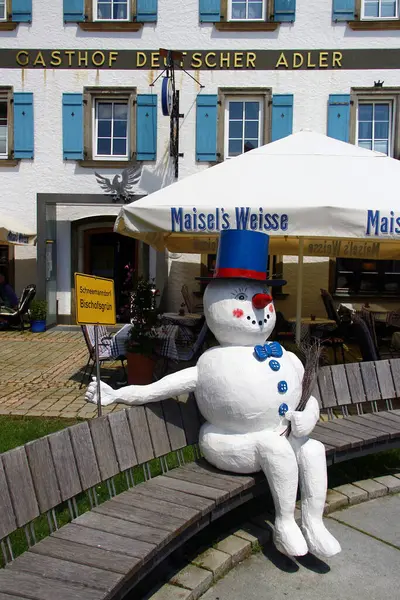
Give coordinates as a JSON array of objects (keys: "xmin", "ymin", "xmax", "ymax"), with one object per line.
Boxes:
[
  {"xmin": 330, "ymin": 364, "xmax": 351, "ymax": 406},
  {"xmin": 162, "ymin": 398, "xmax": 187, "ymax": 451},
  {"xmin": 73, "ymin": 512, "xmax": 169, "ymax": 546},
  {"xmin": 312, "ymin": 382, "xmax": 322, "ymax": 407},
  {"xmin": 7, "ymin": 552, "xmax": 122, "ymax": 592},
  {"xmin": 0, "ymin": 594, "xmax": 31, "ymax": 599},
  {"xmin": 93, "ymin": 499, "xmax": 185, "ymax": 533},
  {"xmin": 132, "ymin": 481, "xmax": 214, "ymax": 516},
  {"xmin": 145, "ymin": 403, "xmax": 171, "ymax": 457},
  {"xmin": 344, "ymin": 363, "xmax": 366, "ymax": 404},
  {"xmin": 107, "ymin": 410, "xmax": 137, "ymax": 471},
  {"xmin": 69, "ymin": 422, "xmax": 101, "ymax": 491},
  {"xmin": 182, "ymin": 460, "xmax": 257, "ymax": 490},
  {"xmin": 31, "ymin": 536, "xmax": 139, "ymax": 576},
  {"xmin": 0, "ymin": 570, "xmax": 102, "ymax": 600},
  {"xmin": 349, "ymin": 414, "xmax": 399, "ymax": 437},
  {"xmin": 315, "ymin": 423, "xmax": 364, "ymax": 447},
  {"xmin": 361, "ymin": 413, "xmax": 400, "ymax": 437},
  {"xmin": 126, "ymin": 406, "xmax": 154, "ymax": 464},
  {"xmin": 48, "ymin": 430, "xmax": 82, "ymax": 502},
  {"xmin": 317, "ymin": 367, "xmax": 337, "ymax": 408},
  {"xmin": 380, "ymin": 411, "xmax": 400, "ymax": 424},
  {"xmin": 375, "ymin": 360, "xmax": 395, "ymax": 400},
  {"xmin": 0, "ymin": 459, "xmax": 17, "ymax": 539},
  {"xmin": 310, "ymin": 429, "xmax": 351, "ymax": 451},
  {"xmin": 25, "ymin": 437, "xmax": 61, "ymax": 513},
  {"xmin": 167, "ymin": 467, "xmax": 243, "ymax": 496},
  {"xmin": 339, "ymin": 417, "xmax": 388, "ymax": 442},
  {"xmin": 179, "ymin": 393, "xmax": 201, "ymax": 445},
  {"xmin": 112, "ymin": 489, "xmax": 199, "ymax": 524},
  {"xmin": 154, "ymin": 474, "xmax": 227, "ymax": 503},
  {"xmin": 2, "ymin": 447, "xmax": 39, "ymax": 527},
  {"xmin": 53, "ymin": 523, "xmax": 155, "ymax": 559},
  {"xmin": 89, "ymin": 416, "xmax": 119, "ymax": 480},
  {"xmin": 360, "ymin": 362, "xmax": 381, "ymax": 402},
  {"xmin": 389, "ymin": 358, "xmax": 400, "ymax": 397},
  {"xmin": 320, "ymin": 421, "xmax": 376, "ymax": 444}
]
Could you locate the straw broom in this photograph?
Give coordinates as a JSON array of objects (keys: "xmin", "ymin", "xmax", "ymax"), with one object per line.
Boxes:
[{"xmin": 281, "ymin": 340, "xmax": 322, "ymax": 438}]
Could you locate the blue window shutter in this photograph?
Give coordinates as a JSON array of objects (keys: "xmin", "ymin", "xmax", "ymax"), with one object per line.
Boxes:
[
  {"xmin": 136, "ymin": 0, "xmax": 157, "ymax": 22},
  {"xmin": 63, "ymin": 0, "xmax": 85, "ymax": 22},
  {"xmin": 196, "ymin": 95, "xmax": 218, "ymax": 162},
  {"xmin": 327, "ymin": 94, "xmax": 350, "ymax": 142},
  {"xmin": 332, "ymin": 0, "xmax": 355, "ymax": 21},
  {"xmin": 13, "ymin": 93, "xmax": 34, "ymax": 159},
  {"xmin": 12, "ymin": 0, "xmax": 32, "ymax": 22},
  {"xmin": 199, "ymin": 0, "xmax": 221, "ymax": 22},
  {"xmin": 62, "ymin": 93, "xmax": 83, "ymax": 160},
  {"xmin": 136, "ymin": 95, "xmax": 157, "ymax": 161},
  {"xmin": 271, "ymin": 95, "xmax": 293, "ymax": 142},
  {"xmin": 273, "ymin": 0, "xmax": 296, "ymax": 22}
]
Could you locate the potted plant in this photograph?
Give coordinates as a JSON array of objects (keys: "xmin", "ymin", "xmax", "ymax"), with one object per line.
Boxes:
[
  {"xmin": 126, "ymin": 278, "xmax": 160, "ymax": 385},
  {"xmin": 30, "ymin": 299, "xmax": 47, "ymax": 333}
]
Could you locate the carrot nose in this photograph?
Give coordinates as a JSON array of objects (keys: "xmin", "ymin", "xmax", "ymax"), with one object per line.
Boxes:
[{"xmin": 252, "ymin": 293, "xmax": 272, "ymax": 310}]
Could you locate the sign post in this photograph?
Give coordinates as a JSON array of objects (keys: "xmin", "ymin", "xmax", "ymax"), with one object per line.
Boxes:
[{"xmin": 75, "ymin": 273, "xmax": 116, "ymax": 417}]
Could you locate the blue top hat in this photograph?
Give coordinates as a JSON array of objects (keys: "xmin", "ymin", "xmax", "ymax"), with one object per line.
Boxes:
[{"xmin": 199, "ymin": 230, "xmax": 286, "ymax": 286}]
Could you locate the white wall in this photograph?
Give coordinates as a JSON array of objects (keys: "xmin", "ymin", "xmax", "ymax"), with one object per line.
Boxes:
[{"xmin": 2, "ymin": 0, "xmax": 400, "ymax": 306}]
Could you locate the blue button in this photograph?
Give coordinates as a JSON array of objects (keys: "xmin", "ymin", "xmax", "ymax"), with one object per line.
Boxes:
[
  {"xmin": 269, "ymin": 360, "xmax": 280, "ymax": 372},
  {"xmin": 278, "ymin": 380, "xmax": 288, "ymax": 394},
  {"xmin": 279, "ymin": 403, "xmax": 289, "ymax": 416}
]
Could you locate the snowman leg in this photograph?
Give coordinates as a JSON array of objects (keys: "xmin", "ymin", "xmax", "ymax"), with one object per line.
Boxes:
[
  {"xmin": 290, "ymin": 436, "xmax": 341, "ymax": 558},
  {"xmin": 256, "ymin": 431, "xmax": 308, "ymax": 557}
]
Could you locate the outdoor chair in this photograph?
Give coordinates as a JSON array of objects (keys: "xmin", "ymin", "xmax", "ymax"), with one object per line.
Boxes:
[
  {"xmin": 157, "ymin": 321, "xmax": 210, "ymax": 377},
  {"xmin": 316, "ymin": 288, "xmax": 350, "ymax": 364},
  {"xmin": 181, "ymin": 284, "xmax": 203, "ymax": 314},
  {"xmin": 351, "ymin": 314, "xmax": 379, "ymax": 362},
  {"xmin": 272, "ymin": 311, "xmax": 295, "ymax": 346},
  {"xmin": 80, "ymin": 324, "xmax": 127, "ymax": 387},
  {"xmin": 0, "ymin": 283, "xmax": 36, "ymax": 331}
]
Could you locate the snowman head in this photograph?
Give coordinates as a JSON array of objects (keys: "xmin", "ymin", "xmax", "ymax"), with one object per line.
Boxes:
[{"xmin": 203, "ymin": 278, "xmax": 276, "ymax": 347}]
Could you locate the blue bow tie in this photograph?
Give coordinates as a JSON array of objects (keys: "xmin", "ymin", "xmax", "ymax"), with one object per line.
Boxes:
[{"xmin": 254, "ymin": 342, "xmax": 283, "ymax": 361}]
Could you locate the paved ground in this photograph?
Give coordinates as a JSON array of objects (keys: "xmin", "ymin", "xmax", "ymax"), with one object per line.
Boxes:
[
  {"xmin": 202, "ymin": 494, "xmax": 400, "ymax": 600},
  {"xmin": 0, "ymin": 327, "xmax": 125, "ymax": 418}
]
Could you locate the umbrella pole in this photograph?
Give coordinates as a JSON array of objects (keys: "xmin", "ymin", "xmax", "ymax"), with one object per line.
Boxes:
[{"xmin": 295, "ymin": 238, "xmax": 304, "ymax": 346}]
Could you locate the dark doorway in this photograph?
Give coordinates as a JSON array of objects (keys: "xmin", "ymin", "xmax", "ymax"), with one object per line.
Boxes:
[{"xmin": 84, "ymin": 228, "xmax": 137, "ymax": 322}]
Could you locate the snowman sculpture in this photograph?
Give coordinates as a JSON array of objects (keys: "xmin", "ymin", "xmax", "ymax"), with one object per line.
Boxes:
[{"xmin": 86, "ymin": 229, "xmax": 341, "ymax": 559}]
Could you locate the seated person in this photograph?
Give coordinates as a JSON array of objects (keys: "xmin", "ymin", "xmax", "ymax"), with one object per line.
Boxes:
[{"xmin": 0, "ymin": 270, "xmax": 18, "ymax": 314}]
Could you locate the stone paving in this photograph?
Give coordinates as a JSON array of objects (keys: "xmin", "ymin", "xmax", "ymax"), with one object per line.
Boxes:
[{"xmin": 0, "ymin": 327, "xmax": 124, "ymax": 419}]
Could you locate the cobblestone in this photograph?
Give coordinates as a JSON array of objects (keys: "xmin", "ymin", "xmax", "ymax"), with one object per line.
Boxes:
[{"xmin": 0, "ymin": 327, "xmax": 126, "ymax": 418}]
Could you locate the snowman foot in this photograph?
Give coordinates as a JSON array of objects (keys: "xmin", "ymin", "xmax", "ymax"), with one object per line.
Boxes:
[
  {"xmin": 301, "ymin": 518, "xmax": 341, "ymax": 558},
  {"xmin": 273, "ymin": 517, "xmax": 308, "ymax": 557}
]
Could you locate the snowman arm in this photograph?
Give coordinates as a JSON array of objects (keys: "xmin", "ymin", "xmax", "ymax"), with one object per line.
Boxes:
[
  {"xmin": 113, "ymin": 366, "xmax": 198, "ymax": 405},
  {"xmin": 286, "ymin": 395, "xmax": 320, "ymax": 437}
]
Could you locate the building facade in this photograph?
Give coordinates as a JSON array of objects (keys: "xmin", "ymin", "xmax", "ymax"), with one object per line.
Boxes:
[{"xmin": 2, "ymin": 0, "xmax": 400, "ymax": 324}]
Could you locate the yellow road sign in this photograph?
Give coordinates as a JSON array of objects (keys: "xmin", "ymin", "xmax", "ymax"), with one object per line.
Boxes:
[{"xmin": 75, "ymin": 273, "xmax": 116, "ymax": 325}]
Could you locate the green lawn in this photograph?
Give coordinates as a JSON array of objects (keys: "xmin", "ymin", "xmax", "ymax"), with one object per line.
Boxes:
[{"xmin": 0, "ymin": 415, "xmax": 81, "ymax": 453}]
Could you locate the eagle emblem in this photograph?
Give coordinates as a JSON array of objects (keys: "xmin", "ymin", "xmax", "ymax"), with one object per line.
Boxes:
[{"xmin": 95, "ymin": 165, "xmax": 142, "ymax": 204}]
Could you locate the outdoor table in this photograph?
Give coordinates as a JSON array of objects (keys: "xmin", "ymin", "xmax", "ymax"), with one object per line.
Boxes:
[
  {"xmin": 340, "ymin": 302, "xmax": 389, "ymax": 322},
  {"xmin": 287, "ymin": 317, "xmax": 337, "ymax": 344},
  {"xmin": 162, "ymin": 312, "xmax": 203, "ymax": 327},
  {"xmin": 113, "ymin": 322, "xmax": 181, "ymax": 360}
]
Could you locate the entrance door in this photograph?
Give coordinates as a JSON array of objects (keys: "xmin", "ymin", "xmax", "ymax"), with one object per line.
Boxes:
[{"xmin": 84, "ymin": 228, "xmax": 137, "ymax": 322}]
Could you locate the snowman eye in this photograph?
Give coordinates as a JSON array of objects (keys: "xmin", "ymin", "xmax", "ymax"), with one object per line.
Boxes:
[{"xmin": 235, "ymin": 293, "xmax": 248, "ymax": 301}]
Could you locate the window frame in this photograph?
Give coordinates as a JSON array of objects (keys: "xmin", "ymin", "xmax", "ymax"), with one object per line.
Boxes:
[
  {"xmin": 0, "ymin": 87, "xmax": 13, "ymax": 162},
  {"xmin": 228, "ymin": 0, "xmax": 267, "ymax": 22},
  {"xmin": 93, "ymin": 0, "xmax": 130, "ymax": 22},
  {"xmin": 333, "ymin": 257, "xmax": 400, "ymax": 297},
  {"xmin": 350, "ymin": 87, "xmax": 400, "ymax": 160},
  {"xmin": 81, "ymin": 0, "xmax": 141, "ymax": 30},
  {"xmin": 0, "ymin": 0, "xmax": 6, "ymax": 21},
  {"xmin": 224, "ymin": 95, "xmax": 264, "ymax": 159},
  {"xmin": 82, "ymin": 87, "xmax": 136, "ymax": 167},
  {"xmin": 216, "ymin": 0, "xmax": 277, "ymax": 30},
  {"xmin": 356, "ymin": 98, "xmax": 395, "ymax": 156},
  {"xmin": 361, "ymin": 0, "xmax": 398, "ymax": 20},
  {"xmin": 217, "ymin": 87, "xmax": 271, "ymax": 161},
  {"xmin": 92, "ymin": 98, "xmax": 130, "ymax": 161}
]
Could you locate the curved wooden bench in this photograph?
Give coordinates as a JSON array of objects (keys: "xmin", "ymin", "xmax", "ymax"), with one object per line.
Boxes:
[{"xmin": 0, "ymin": 358, "xmax": 399, "ymax": 599}]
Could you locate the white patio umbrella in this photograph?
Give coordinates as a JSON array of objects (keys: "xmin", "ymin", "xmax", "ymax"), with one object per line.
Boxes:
[
  {"xmin": 0, "ymin": 211, "xmax": 36, "ymax": 245},
  {"xmin": 115, "ymin": 130, "xmax": 400, "ymax": 341}
]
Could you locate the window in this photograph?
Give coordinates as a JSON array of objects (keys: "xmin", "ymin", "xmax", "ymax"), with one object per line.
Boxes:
[
  {"xmin": 229, "ymin": 0, "xmax": 265, "ymax": 21},
  {"xmin": 334, "ymin": 258, "xmax": 400, "ymax": 296},
  {"xmin": 224, "ymin": 98, "xmax": 263, "ymax": 158},
  {"xmin": 362, "ymin": 0, "xmax": 398, "ymax": 19},
  {"xmin": 95, "ymin": 0, "xmax": 129, "ymax": 21},
  {"xmin": 0, "ymin": 99, "xmax": 7, "ymax": 158},
  {"xmin": 94, "ymin": 100, "xmax": 129, "ymax": 160},
  {"xmin": 0, "ymin": 1, "xmax": 6, "ymax": 21},
  {"xmin": 357, "ymin": 101, "xmax": 393, "ymax": 156}
]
